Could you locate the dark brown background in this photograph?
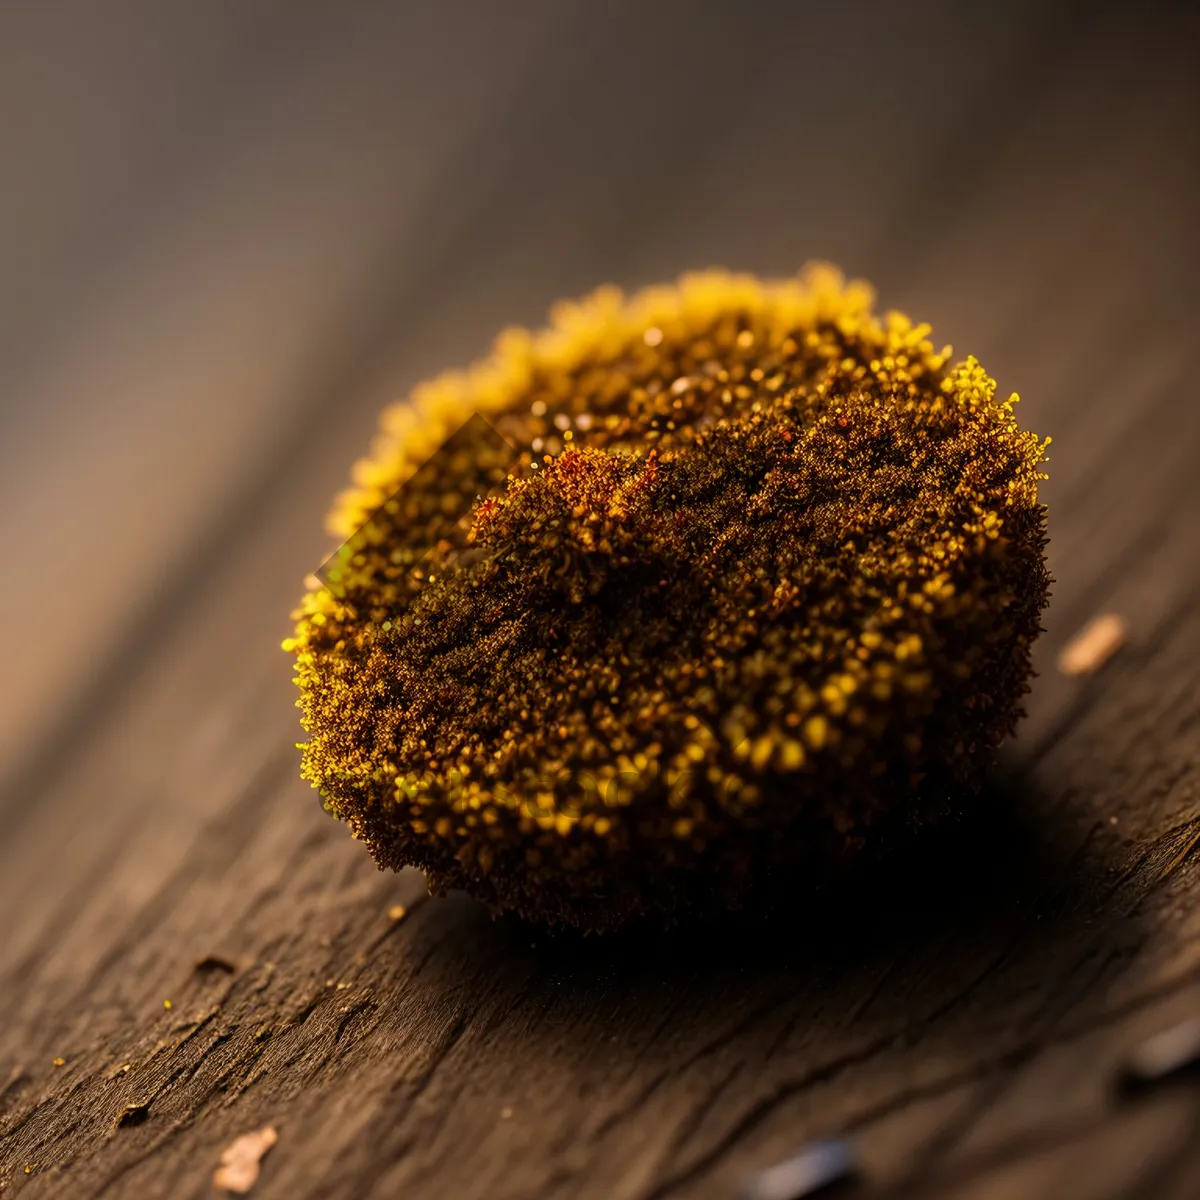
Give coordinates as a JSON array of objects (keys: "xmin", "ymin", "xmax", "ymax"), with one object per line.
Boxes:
[{"xmin": 1, "ymin": 2, "xmax": 1198, "ymax": 1196}]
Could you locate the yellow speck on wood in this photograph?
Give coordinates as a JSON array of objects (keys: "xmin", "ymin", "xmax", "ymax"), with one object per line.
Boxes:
[
  {"xmin": 52, "ymin": 1057, "xmax": 65, "ymax": 1067},
  {"xmin": 214, "ymin": 1125, "xmax": 279, "ymax": 1194},
  {"xmin": 387, "ymin": 903, "xmax": 407, "ymax": 921},
  {"xmin": 163, "ymin": 999, "xmax": 173, "ymax": 1010}
]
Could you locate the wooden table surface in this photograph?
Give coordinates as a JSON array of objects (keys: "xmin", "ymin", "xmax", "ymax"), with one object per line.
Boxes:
[{"xmin": 2, "ymin": 3, "xmax": 1198, "ymax": 1197}]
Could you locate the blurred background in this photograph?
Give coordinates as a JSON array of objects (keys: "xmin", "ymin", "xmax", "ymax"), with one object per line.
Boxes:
[{"xmin": 1, "ymin": 0, "xmax": 1197, "ymax": 795}]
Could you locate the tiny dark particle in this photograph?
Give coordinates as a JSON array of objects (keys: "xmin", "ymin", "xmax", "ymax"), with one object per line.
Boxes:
[
  {"xmin": 1117, "ymin": 1015, "xmax": 1200, "ymax": 1094},
  {"xmin": 739, "ymin": 1138, "xmax": 857, "ymax": 1200},
  {"xmin": 195, "ymin": 954, "xmax": 238, "ymax": 975}
]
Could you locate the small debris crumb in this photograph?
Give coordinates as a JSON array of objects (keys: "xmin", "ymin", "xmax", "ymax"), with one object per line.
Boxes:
[
  {"xmin": 387, "ymin": 904, "xmax": 408, "ymax": 922},
  {"xmin": 1058, "ymin": 613, "xmax": 1127, "ymax": 676},
  {"xmin": 500, "ymin": 1106, "xmax": 513, "ymax": 1120},
  {"xmin": 214, "ymin": 1125, "xmax": 279, "ymax": 1194},
  {"xmin": 740, "ymin": 1138, "xmax": 857, "ymax": 1200},
  {"xmin": 1118, "ymin": 1016, "xmax": 1200, "ymax": 1094},
  {"xmin": 52, "ymin": 1057, "xmax": 65, "ymax": 1067},
  {"xmin": 163, "ymin": 999, "xmax": 173, "ymax": 1010}
]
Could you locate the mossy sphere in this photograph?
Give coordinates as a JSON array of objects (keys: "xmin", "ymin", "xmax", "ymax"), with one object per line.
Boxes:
[{"xmin": 285, "ymin": 267, "xmax": 1051, "ymax": 931}]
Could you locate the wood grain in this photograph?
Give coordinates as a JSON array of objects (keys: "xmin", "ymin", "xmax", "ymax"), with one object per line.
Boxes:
[{"xmin": 2, "ymin": 3, "xmax": 1198, "ymax": 1197}]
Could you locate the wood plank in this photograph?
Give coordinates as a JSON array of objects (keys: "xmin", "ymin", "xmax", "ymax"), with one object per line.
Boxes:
[{"xmin": 2, "ymin": 3, "xmax": 1199, "ymax": 1197}]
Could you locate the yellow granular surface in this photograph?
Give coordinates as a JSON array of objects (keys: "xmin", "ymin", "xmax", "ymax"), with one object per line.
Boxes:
[{"xmin": 285, "ymin": 266, "xmax": 1051, "ymax": 930}]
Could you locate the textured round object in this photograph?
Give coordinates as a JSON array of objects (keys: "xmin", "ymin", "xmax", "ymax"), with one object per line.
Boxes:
[{"xmin": 284, "ymin": 267, "xmax": 1051, "ymax": 931}]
